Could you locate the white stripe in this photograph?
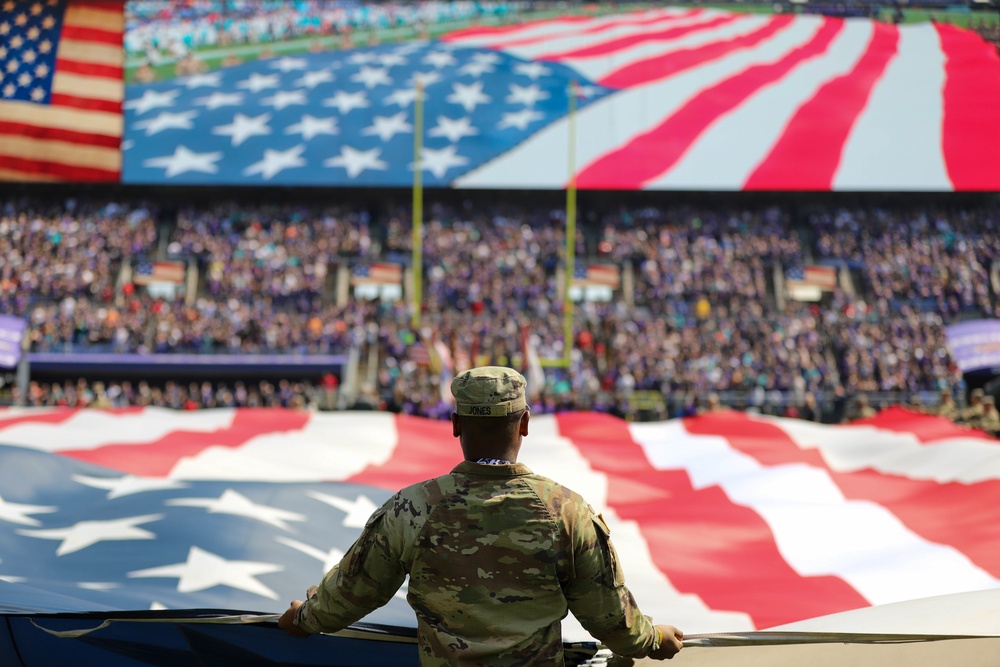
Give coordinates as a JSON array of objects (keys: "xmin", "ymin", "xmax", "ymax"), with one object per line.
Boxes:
[
  {"xmin": 523, "ymin": 417, "xmax": 755, "ymax": 636},
  {"xmin": 449, "ymin": 8, "xmax": 676, "ymax": 48},
  {"xmin": 560, "ymin": 14, "xmax": 774, "ymax": 83},
  {"xmin": 456, "ymin": 16, "xmax": 822, "ymax": 189},
  {"xmin": 167, "ymin": 412, "xmax": 399, "ymax": 481},
  {"xmin": 504, "ymin": 10, "xmax": 727, "ymax": 61},
  {"xmin": 833, "ymin": 23, "xmax": 951, "ymax": 190},
  {"xmin": 0, "ymin": 408, "xmax": 235, "ymax": 451},
  {"xmin": 752, "ymin": 414, "xmax": 1000, "ymax": 484},
  {"xmin": 653, "ymin": 19, "xmax": 874, "ymax": 189},
  {"xmin": 630, "ymin": 421, "xmax": 1000, "ymax": 606}
]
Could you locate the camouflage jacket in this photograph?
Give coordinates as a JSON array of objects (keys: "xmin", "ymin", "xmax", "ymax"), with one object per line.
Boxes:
[{"xmin": 296, "ymin": 461, "xmax": 657, "ymax": 666}]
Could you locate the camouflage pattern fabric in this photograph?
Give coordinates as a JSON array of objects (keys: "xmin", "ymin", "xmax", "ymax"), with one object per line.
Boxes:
[{"xmin": 297, "ymin": 461, "xmax": 657, "ymax": 666}]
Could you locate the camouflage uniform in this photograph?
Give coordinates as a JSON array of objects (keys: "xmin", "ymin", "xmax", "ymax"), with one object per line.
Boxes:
[{"xmin": 296, "ymin": 462, "xmax": 657, "ymax": 666}]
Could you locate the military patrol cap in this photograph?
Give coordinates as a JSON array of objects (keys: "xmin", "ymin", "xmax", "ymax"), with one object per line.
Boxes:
[{"xmin": 451, "ymin": 366, "xmax": 527, "ymax": 417}]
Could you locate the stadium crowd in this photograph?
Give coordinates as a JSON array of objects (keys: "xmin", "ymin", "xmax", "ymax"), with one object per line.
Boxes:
[{"xmin": 1, "ymin": 195, "xmax": 998, "ymax": 436}]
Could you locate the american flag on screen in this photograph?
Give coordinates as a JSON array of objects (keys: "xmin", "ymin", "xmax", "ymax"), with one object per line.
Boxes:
[
  {"xmin": 0, "ymin": 0, "xmax": 123, "ymax": 182},
  {"xmin": 121, "ymin": 7, "xmax": 1000, "ymax": 191},
  {"xmin": 786, "ymin": 265, "xmax": 838, "ymax": 291},
  {"xmin": 1, "ymin": 406, "xmax": 998, "ymax": 636},
  {"xmin": 572, "ymin": 264, "xmax": 621, "ymax": 289},
  {"xmin": 351, "ymin": 262, "xmax": 403, "ymax": 286}
]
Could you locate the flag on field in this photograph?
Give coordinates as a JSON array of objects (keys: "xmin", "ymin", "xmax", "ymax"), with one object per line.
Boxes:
[
  {"xmin": 0, "ymin": 0, "xmax": 123, "ymax": 182},
  {"xmin": 1, "ymin": 406, "xmax": 998, "ymax": 639},
  {"xmin": 350, "ymin": 263, "xmax": 403, "ymax": 286},
  {"xmin": 132, "ymin": 259, "xmax": 185, "ymax": 285},
  {"xmin": 571, "ymin": 264, "xmax": 621, "ymax": 289},
  {"xmin": 120, "ymin": 7, "xmax": 1000, "ymax": 191}
]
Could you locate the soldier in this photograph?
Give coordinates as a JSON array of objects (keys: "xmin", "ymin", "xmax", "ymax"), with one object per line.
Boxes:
[
  {"xmin": 279, "ymin": 366, "xmax": 683, "ymax": 664},
  {"xmin": 960, "ymin": 388, "xmax": 986, "ymax": 425},
  {"xmin": 935, "ymin": 387, "xmax": 960, "ymax": 422},
  {"xmin": 975, "ymin": 395, "xmax": 1000, "ymax": 437}
]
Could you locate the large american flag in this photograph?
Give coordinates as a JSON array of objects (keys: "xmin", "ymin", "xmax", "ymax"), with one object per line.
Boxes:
[
  {"xmin": 121, "ymin": 7, "xmax": 1000, "ymax": 191},
  {"xmin": 1, "ymin": 406, "xmax": 997, "ymax": 638},
  {"xmin": 0, "ymin": 0, "xmax": 123, "ymax": 182}
]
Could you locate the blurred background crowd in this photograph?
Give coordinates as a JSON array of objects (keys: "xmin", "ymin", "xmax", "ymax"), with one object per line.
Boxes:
[{"xmin": 2, "ymin": 193, "xmax": 997, "ymax": 436}]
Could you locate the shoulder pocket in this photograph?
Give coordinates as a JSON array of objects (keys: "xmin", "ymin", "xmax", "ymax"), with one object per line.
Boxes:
[
  {"xmin": 346, "ymin": 502, "xmax": 390, "ymax": 577},
  {"xmin": 592, "ymin": 513, "xmax": 625, "ymax": 587}
]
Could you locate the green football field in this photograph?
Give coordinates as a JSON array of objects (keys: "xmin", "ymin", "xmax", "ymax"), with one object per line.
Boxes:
[{"xmin": 125, "ymin": 2, "xmax": 1000, "ymax": 83}]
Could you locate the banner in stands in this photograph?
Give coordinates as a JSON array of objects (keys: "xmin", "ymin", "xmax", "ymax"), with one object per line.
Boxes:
[
  {"xmin": 0, "ymin": 315, "xmax": 26, "ymax": 369},
  {"xmin": 945, "ymin": 319, "xmax": 1000, "ymax": 373},
  {"xmin": 112, "ymin": 5, "xmax": 1000, "ymax": 190},
  {"xmin": 1, "ymin": 406, "xmax": 999, "ymax": 641}
]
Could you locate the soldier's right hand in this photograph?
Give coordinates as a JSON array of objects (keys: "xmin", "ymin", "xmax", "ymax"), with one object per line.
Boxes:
[{"xmin": 649, "ymin": 625, "xmax": 683, "ymax": 660}]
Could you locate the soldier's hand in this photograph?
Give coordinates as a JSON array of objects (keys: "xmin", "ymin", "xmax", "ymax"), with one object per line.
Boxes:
[
  {"xmin": 278, "ymin": 600, "xmax": 310, "ymax": 638},
  {"xmin": 649, "ymin": 625, "xmax": 683, "ymax": 660}
]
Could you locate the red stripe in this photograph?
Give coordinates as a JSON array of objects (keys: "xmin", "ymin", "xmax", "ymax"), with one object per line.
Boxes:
[
  {"xmin": 577, "ymin": 18, "xmax": 842, "ymax": 189},
  {"xmin": 0, "ymin": 154, "xmax": 118, "ymax": 182},
  {"xmin": 348, "ymin": 414, "xmax": 455, "ymax": 489},
  {"xmin": 441, "ymin": 14, "xmax": 596, "ymax": 42},
  {"xmin": 539, "ymin": 13, "xmax": 737, "ymax": 60},
  {"xmin": 855, "ymin": 406, "xmax": 996, "ymax": 443},
  {"xmin": 597, "ymin": 14, "xmax": 794, "ymax": 89},
  {"xmin": 744, "ymin": 22, "xmax": 898, "ymax": 190},
  {"xmin": 0, "ymin": 409, "xmax": 81, "ymax": 430},
  {"xmin": 685, "ymin": 412, "xmax": 1000, "ymax": 581},
  {"xmin": 70, "ymin": 0, "xmax": 125, "ymax": 12},
  {"xmin": 57, "ymin": 409, "xmax": 310, "ymax": 476},
  {"xmin": 557, "ymin": 412, "xmax": 867, "ymax": 629},
  {"xmin": 0, "ymin": 120, "xmax": 121, "ymax": 149},
  {"xmin": 491, "ymin": 10, "xmax": 702, "ymax": 50},
  {"xmin": 935, "ymin": 24, "xmax": 1000, "ymax": 191},
  {"xmin": 56, "ymin": 58, "xmax": 124, "ymax": 80},
  {"xmin": 50, "ymin": 93, "xmax": 121, "ymax": 114},
  {"xmin": 60, "ymin": 24, "xmax": 122, "ymax": 45}
]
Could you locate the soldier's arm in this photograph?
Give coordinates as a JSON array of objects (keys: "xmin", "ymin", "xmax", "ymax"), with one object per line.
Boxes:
[
  {"xmin": 293, "ymin": 499, "xmax": 408, "ymax": 634},
  {"xmin": 562, "ymin": 505, "xmax": 661, "ymax": 658}
]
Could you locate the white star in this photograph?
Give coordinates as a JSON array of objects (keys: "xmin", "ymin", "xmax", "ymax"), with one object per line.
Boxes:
[
  {"xmin": 237, "ymin": 72, "xmax": 280, "ymax": 93},
  {"xmin": 269, "ymin": 56, "xmax": 308, "ymax": 72},
  {"xmin": 132, "ymin": 109, "xmax": 198, "ymax": 136},
  {"xmin": 167, "ymin": 489, "xmax": 306, "ymax": 530},
  {"xmin": 0, "ymin": 494, "xmax": 56, "ymax": 526},
  {"xmin": 143, "ymin": 145, "xmax": 222, "ymax": 177},
  {"xmin": 422, "ymin": 50, "xmax": 456, "ymax": 69},
  {"xmin": 506, "ymin": 83, "xmax": 549, "ymax": 107},
  {"xmin": 459, "ymin": 61, "xmax": 494, "ymax": 77},
  {"xmin": 348, "ymin": 51, "xmax": 377, "ymax": 65},
  {"xmin": 515, "ymin": 62, "xmax": 551, "ymax": 80},
  {"xmin": 194, "ymin": 90, "xmax": 244, "ymax": 109},
  {"xmin": 415, "ymin": 145, "xmax": 469, "ymax": 179},
  {"xmin": 498, "ymin": 109, "xmax": 544, "ymax": 131},
  {"xmin": 275, "ymin": 535, "xmax": 345, "ymax": 572},
  {"xmin": 410, "ymin": 70, "xmax": 441, "ymax": 89},
  {"xmin": 322, "ymin": 89, "xmax": 369, "ymax": 114},
  {"xmin": 18, "ymin": 514, "xmax": 162, "ymax": 556},
  {"xmin": 351, "ymin": 65, "xmax": 391, "ymax": 89},
  {"xmin": 446, "ymin": 81, "xmax": 490, "ymax": 113},
  {"xmin": 212, "ymin": 112, "xmax": 272, "ymax": 146},
  {"xmin": 472, "ymin": 52, "xmax": 502, "ymax": 65},
  {"xmin": 576, "ymin": 84, "xmax": 601, "ymax": 99},
  {"xmin": 243, "ymin": 144, "xmax": 308, "ymax": 180},
  {"xmin": 124, "ymin": 88, "xmax": 179, "ymax": 115},
  {"xmin": 129, "ymin": 546, "xmax": 282, "ymax": 599},
  {"xmin": 286, "ymin": 114, "xmax": 338, "ymax": 140},
  {"xmin": 78, "ymin": 582, "xmax": 119, "ymax": 591},
  {"xmin": 181, "ymin": 71, "xmax": 221, "ymax": 89},
  {"xmin": 428, "ymin": 115, "xmax": 478, "ymax": 142},
  {"xmin": 324, "ymin": 145, "xmax": 387, "ymax": 178},
  {"xmin": 308, "ymin": 492, "xmax": 380, "ymax": 529},
  {"xmin": 294, "ymin": 69, "xmax": 334, "ymax": 89},
  {"xmin": 384, "ymin": 87, "xmax": 418, "ymax": 108},
  {"xmin": 261, "ymin": 89, "xmax": 307, "ymax": 110},
  {"xmin": 377, "ymin": 52, "xmax": 407, "ymax": 68},
  {"xmin": 73, "ymin": 474, "xmax": 187, "ymax": 499},
  {"xmin": 363, "ymin": 112, "xmax": 412, "ymax": 142}
]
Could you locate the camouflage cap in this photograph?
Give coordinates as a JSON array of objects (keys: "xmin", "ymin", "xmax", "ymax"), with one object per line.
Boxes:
[{"xmin": 451, "ymin": 366, "xmax": 527, "ymax": 417}]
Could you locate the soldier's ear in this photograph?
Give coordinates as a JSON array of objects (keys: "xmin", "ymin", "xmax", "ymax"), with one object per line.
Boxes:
[
  {"xmin": 451, "ymin": 412, "xmax": 461, "ymax": 438},
  {"xmin": 519, "ymin": 410, "xmax": 530, "ymax": 437}
]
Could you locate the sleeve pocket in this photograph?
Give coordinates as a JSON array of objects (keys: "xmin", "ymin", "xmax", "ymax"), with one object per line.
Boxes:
[{"xmin": 592, "ymin": 513, "xmax": 625, "ymax": 587}]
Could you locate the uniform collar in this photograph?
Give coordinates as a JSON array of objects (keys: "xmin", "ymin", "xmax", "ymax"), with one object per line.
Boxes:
[{"xmin": 452, "ymin": 460, "xmax": 533, "ymax": 477}]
